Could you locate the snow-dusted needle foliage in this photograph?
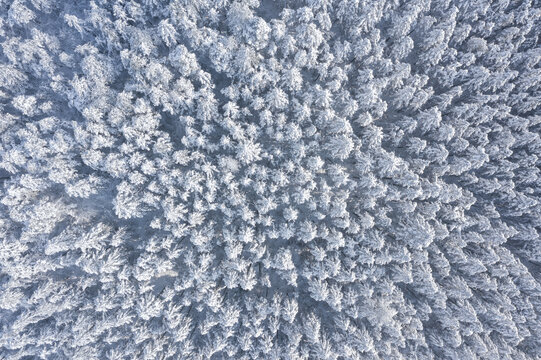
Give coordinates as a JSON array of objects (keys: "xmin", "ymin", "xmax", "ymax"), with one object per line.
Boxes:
[{"xmin": 0, "ymin": 0, "xmax": 541, "ymax": 359}]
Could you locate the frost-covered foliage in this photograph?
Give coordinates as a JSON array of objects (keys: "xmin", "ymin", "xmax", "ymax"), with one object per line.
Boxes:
[{"xmin": 1, "ymin": 0, "xmax": 541, "ymax": 359}]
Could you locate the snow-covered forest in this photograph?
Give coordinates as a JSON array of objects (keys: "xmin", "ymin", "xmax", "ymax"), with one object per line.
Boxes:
[{"xmin": 0, "ymin": 0, "xmax": 540, "ymax": 358}]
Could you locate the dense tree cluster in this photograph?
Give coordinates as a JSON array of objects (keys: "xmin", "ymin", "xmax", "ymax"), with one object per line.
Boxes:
[{"xmin": 0, "ymin": 0, "xmax": 540, "ymax": 359}]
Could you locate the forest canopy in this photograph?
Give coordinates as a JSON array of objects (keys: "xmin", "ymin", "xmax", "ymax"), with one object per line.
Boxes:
[{"xmin": 0, "ymin": 0, "xmax": 540, "ymax": 359}]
